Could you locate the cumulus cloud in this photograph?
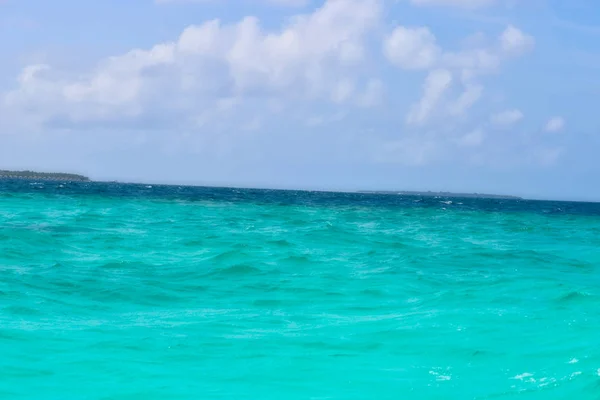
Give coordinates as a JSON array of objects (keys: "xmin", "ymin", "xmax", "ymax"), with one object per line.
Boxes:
[
  {"xmin": 406, "ymin": 69, "xmax": 453, "ymax": 125},
  {"xmin": 384, "ymin": 24, "xmax": 534, "ymax": 125},
  {"xmin": 156, "ymin": 0, "xmax": 308, "ymax": 5},
  {"xmin": 383, "ymin": 26, "xmax": 440, "ymax": 70},
  {"xmin": 2, "ymin": 0, "xmax": 381, "ymax": 130},
  {"xmin": 448, "ymin": 84, "xmax": 483, "ymax": 116},
  {"xmin": 490, "ymin": 109, "xmax": 524, "ymax": 126},
  {"xmin": 500, "ymin": 25, "xmax": 535, "ymax": 56},
  {"xmin": 0, "ymin": 0, "xmax": 550, "ymax": 172},
  {"xmin": 409, "ymin": 0, "xmax": 518, "ymax": 8},
  {"xmin": 443, "ymin": 26, "xmax": 534, "ymax": 78},
  {"xmin": 544, "ymin": 116, "xmax": 565, "ymax": 133},
  {"xmin": 410, "ymin": 0, "xmax": 494, "ymax": 7}
]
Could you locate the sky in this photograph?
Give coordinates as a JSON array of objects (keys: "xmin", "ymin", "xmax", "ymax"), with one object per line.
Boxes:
[{"xmin": 1, "ymin": 0, "xmax": 599, "ymax": 201}]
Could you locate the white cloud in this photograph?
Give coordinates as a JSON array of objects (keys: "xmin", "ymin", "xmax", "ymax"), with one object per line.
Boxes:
[
  {"xmin": 376, "ymin": 23, "xmax": 536, "ymax": 166},
  {"xmin": 387, "ymin": 24, "xmax": 534, "ymax": 125},
  {"xmin": 0, "ymin": 0, "xmax": 550, "ymax": 173},
  {"xmin": 448, "ymin": 84, "xmax": 483, "ymax": 116},
  {"xmin": 545, "ymin": 116, "xmax": 565, "ymax": 133},
  {"xmin": 490, "ymin": 109, "xmax": 523, "ymax": 126},
  {"xmin": 409, "ymin": 0, "xmax": 496, "ymax": 8},
  {"xmin": 156, "ymin": 0, "xmax": 309, "ymax": 5},
  {"xmin": 407, "ymin": 69, "xmax": 453, "ymax": 125},
  {"xmin": 409, "ymin": 0, "xmax": 523, "ymax": 8},
  {"xmin": 266, "ymin": 0, "xmax": 309, "ymax": 6},
  {"xmin": 383, "ymin": 26, "xmax": 440, "ymax": 70},
  {"xmin": 444, "ymin": 26, "xmax": 533, "ymax": 78},
  {"xmin": 500, "ymin": 25, "xmax": 535, "ymax": 56},
  {"xmin": 3, "ymin": 0, "xmax": 382, "ymax": 130}
]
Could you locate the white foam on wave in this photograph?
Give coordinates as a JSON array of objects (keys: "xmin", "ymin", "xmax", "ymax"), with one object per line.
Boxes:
[
  {"xmin": 429, "ymin": 370, "xmax": 452, "ymax": 382},
  {"xmin": 568, "ymin": 358, "xmax": 579, "ymax": 364},
  {"xmin": 513, "ymin": 372, "xmax": 533, "ymax": 380}
]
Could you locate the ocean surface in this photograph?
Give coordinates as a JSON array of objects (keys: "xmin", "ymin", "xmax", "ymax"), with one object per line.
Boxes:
[{"xmin": 1, "ymin": 180, "xmax": 600, "ymax": 400}]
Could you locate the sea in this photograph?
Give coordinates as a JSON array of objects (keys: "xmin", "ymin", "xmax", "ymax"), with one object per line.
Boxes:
[{"xmin": 1, "ymin": 180, "xmax": 599, "ymax": 399}]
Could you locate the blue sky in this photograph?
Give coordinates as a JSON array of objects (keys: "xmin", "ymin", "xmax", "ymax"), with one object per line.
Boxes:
[{"xmin": 1, "ymin": 0, "xmax": 599, "ymax": 200}]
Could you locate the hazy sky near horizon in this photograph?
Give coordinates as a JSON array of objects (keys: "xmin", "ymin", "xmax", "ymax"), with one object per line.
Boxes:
[{"xmin": 1, "ymin": 0, "xmax": 599, "ymax": 200}]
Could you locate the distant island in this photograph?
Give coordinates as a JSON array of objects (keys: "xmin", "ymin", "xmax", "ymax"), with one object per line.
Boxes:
[
  {"xmin": 0, "ymin": 170, "xmax": 90, "ymax": 182},
  {"xmin": 358, "ymin": 190, "xmax": 522, "ymax": 200},
  {"xmin": 0, "ymin": 171, "xmax": 521, "ymax": 199}
]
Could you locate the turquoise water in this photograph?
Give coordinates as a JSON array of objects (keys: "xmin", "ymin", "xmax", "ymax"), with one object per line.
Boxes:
[{"xmin": 1, "ymin": 181, "xmax": 600, "ymax": 399}]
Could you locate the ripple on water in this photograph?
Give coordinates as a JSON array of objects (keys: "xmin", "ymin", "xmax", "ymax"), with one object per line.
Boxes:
[
  {"xmin": 556, "ymin": 291, "xmax": 593, "ymax": 304},
  {"xmin": 1, "ymin": 181, "xmax": 600, "ymax": 399},
  {"xmin": 206, "ymin": 264, "xmax": 264, "ymax": 277}
]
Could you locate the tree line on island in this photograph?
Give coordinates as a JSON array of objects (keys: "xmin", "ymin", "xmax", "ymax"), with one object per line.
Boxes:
[
  {"xmin": 0, "ymin": 170, "xmax": 90, "ymax": 182},
  {"xmin": 357, "ymin": 190, "xmax": 522, "ymax": 200}
]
